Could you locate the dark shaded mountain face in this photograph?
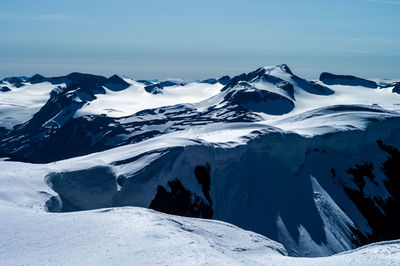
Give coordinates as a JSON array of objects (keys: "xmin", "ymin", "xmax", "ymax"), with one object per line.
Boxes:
[
  {"xmin": 29, "ymin": 72, "xmax": 130, "ymax": 91},
  {"xmin": 149, "ymin": 173, "xmax": 213, "ymax": 219},
  {"xmin": 0, "ymin": 86, "xmax": 10, "ymax": 92},
  {"xmin": 105, "ymin": 75, "xmax": 131, "ymax": 91},
  {"xmin": 224, "ymin": 82, "xmax": 294, "ymax": 115},
  {"xmin": 201, "ymin": 75, "xmax": 231, "ymax": 85},
  {"xmin": 392, "ymin": 82, "xmax": 400, "ymax": 94},
  {"xmin": 3, "ymin": 76, "xmax": 28, "ymax": 83},
  {"xmin": 218, "ymin": 75, "xmax": 231, "ymax": 85},
  {"xmin": 144, "ymin": 80, "xmax": 185, "ymax": 94},
  {"xmin": 2, "ymin": 76, "xmax": 27, "ymax": 88},
  {"xmin": 320, "ymin": 72, "xmax": 378, "ymax": 88},
  {"xmin": 333, "ymin": 139, "xmax": 400, "ymax": 245}
]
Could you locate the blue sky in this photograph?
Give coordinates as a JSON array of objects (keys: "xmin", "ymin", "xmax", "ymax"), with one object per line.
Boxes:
[{"xmin": 1, "ymin": 0, "xmax": 400, "ymax": 80}]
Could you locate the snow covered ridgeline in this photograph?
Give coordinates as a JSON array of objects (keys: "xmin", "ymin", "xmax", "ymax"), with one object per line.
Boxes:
[{"xmin": 1, "ymin": 64, "xmax": 400, "ymax": 164}]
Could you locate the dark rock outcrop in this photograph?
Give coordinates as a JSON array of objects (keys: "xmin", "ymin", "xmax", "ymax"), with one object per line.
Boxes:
[
  {"xmin": 144, "ymin": 80, "xmax": 184, "ymax": 94},
  {"xmin": 224, "ymin": 83, "xmax": 294, "ymax": 115},
  {"xmin": 392, "ymin": 82, "xmax": 400, "ymax": 94},
  {"xmin": 320, "ymin": 72, "xmax": 378, "ymax": 88},
  {"xmin": 149, "ymin": 164, "xmax": 213, "ymax": 219},
  {"xmin": 149, "ymin": 178, "xmax": 213, "ymax": 219},
  {"xmin": 0, "ymin": 86, "xmax": 10, "ymax": 92},
  {"xmin": 342, "ymin": 140, "xmax": 400, "ymax": 244}
]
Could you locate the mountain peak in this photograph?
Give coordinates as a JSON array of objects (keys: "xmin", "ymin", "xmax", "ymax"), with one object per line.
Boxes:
[
  {"xmin": 105, "ymin": 74, "xmax": 130, "ymax": 91},
  {"xmin": 263, "ymin": 64, "xmax": 293, "ymax": 75},
  {"xmin": 30, "ymin": 74, "xmax": 45, "ymax": 80},
  {"xmin": 222, "ymin": 64, "xmax": 294, "ymax": 91},
  {"xmin": 29, "ymin": 74, "xmax": 46, "ymax": 84}
]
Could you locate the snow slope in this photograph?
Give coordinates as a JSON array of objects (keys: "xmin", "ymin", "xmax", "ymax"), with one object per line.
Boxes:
[
  {"xmin": 0, "ymin": 205, "xmax": 287, "ymax": 266},
  {"xmin": 0, "ymin": 199, "xmax": 398, "ymax": 265},
  {"xmin": 0, "ymin": 163, "xmax": 399, "ymax": 265}
]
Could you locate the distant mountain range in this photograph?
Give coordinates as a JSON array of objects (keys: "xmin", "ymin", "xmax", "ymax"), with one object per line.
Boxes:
[{"xmin": 1, "ymin": 65, "xmax": 400, "ymax": 257}]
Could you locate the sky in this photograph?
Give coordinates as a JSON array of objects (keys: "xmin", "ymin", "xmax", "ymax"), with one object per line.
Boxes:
[{"xmin": 1, "ymin": 0, "xmax": 400, "ymax": 80}]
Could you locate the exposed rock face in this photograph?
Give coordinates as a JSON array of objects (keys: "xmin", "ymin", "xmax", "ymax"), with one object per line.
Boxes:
[
  {"xmin": 392, "ymin": 82, "xmax": 400, "ymax": 94},
  {"xmin": 0, "ymin": 86, "xmax": 10, "ymax": 92},
  {"xmin": 144, "ymin": 81, "xmax": 184, "ymax": 94},
  {"xmin": 341, "ymin": 140, "xmax": 400, "ymax": 244}
]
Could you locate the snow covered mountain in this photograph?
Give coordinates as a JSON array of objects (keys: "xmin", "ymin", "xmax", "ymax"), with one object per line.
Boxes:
[
  {"xmin": 1, "ymin": 64, "xmax": 400, "ymax": 261},
  {"xmin": 0, "ymin": 160, "xmax": 399, "ymax": 265}
]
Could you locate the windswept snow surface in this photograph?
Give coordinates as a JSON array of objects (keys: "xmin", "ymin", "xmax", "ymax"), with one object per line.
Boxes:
[{"xmin": 0, "ymin": 205, "xmax": 287, "ymax": 266}]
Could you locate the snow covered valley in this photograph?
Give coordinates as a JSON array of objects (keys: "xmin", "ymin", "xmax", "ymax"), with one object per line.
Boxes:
[{"xmin": 1, "ymin": 65, "xmax": 400, "ymax": 265}]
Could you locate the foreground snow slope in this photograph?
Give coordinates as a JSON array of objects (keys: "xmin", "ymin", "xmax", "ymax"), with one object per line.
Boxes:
[
  {"xmin": 0, "ymin": 204, "xmax": 399, "ymax": 266},
  {"xmin": 0, "ymin": 205, "xmax": 286, "ymax": 266},
  {"xmin": 0, "ymin": 163, "xmax": 397, "ymax": 266}
]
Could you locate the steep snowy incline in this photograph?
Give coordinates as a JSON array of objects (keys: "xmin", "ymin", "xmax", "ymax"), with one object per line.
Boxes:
[{"xmin": 0, "ymin": 161, "xmax": 399, "ymax": 265}]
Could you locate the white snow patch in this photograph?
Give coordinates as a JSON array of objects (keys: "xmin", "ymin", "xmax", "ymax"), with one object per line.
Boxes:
[
  {"xmin": 75, "ymin": 82, "xmax": 223, "ymax": 118},
  {"xmin": 0, "ymin": 82, "xmax": 64, "ymax": 129}
]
